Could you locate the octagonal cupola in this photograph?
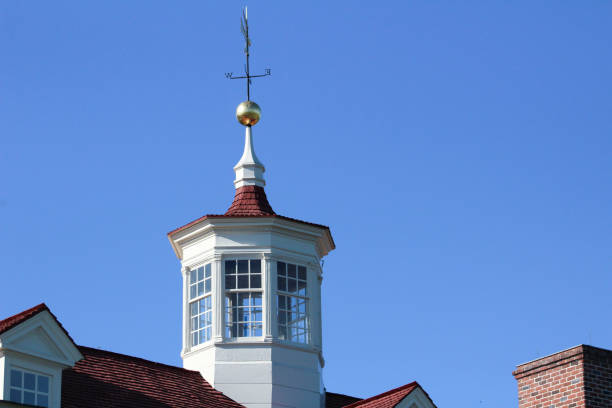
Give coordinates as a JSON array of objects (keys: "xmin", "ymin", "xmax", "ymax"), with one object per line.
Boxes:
[{"xmin": 167, "ymin": 9, "xmax": 334, "ymax": 408}]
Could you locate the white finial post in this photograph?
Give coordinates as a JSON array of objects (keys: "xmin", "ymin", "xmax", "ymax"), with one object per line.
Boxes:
[{"xmin": 234, "ymin": 126, "xmax": 265, "ymax": 188}]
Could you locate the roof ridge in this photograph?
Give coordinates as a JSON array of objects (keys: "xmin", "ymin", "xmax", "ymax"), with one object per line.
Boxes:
[
  {"xmin": 77, "ymin": 345, "xmax": 202, "ymax": 375},
  {"xmin": 0, "ymin": 303, "xmax": 48, "ymax": 335},
  {"xmin": 343, "ymin": 381, "xmax": 419, "ymax": 408}
]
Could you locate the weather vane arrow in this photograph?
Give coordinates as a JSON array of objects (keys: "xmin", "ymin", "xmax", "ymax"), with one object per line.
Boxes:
[{"xmin": 225, "ymin": 6, "xmax": 271, "ymax": 102}]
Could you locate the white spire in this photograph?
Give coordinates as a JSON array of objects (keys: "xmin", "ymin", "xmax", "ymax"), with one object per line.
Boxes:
[{"xmin": 234, "ymin": 126, "xmax": 265, "ymax": 188}]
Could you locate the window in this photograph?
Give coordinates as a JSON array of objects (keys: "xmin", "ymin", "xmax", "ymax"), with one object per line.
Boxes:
[
  {"xmin": 225, "ymin": 259, "xmax": 262, "ymax": 338},
  {"xmin": 189, "ymin": 263, "xmax": 212, "ymax": 346},
  {"xmin": 9, "ymin": 368, "xmax": 49, "ymax": 407},
  {"xmin": 277, "ymin": 262, "xmax": 309, "ymax": 344}
]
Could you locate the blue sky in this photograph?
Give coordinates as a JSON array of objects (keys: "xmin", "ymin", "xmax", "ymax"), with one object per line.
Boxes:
[{"xmin": 1, "ymin": 2, "xmax": 611, "ymax": 407}]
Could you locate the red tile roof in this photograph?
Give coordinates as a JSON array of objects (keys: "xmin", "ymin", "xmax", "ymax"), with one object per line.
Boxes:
[
  {"xmin": 343, "ymin": 382, "xmax": 424, "ymax": 408},
  {"xmin": 62, "ymin": 346, "xmax": 244, "ymax": 408},
  {"xmin": 0, "ymin": 303, "xmax": 48, "ymax": 335},
  {"xmin": 326, "ymin": 391, "xmax": 362, "ymax": 408},
  {"xmin": 225, "ymin": 185, "xmax": 275, "ymax": 216}
]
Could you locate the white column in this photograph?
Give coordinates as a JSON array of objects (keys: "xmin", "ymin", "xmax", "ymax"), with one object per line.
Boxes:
[
  {"xmin": 263, "ymin": 253, "xmax": 276, "ymax": 341},
  {"xmin": 213, "ymin": 254, "xmax": 224, "ymax": 343},
  {"xmin": 181, "ymin": 265, "xmax": 190, "ymax": 356},
  {"xmin": 309, "ymin": 261, "xmax": 323, "ymax": 353}
]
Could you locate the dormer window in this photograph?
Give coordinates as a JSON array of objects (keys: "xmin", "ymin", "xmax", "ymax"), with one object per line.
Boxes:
[
  {"xmin": 277, "ymin": 262, "xmax": 309, "ymax": 344},
  {"xmin": 9, "ymin": 368, "xmax": 50, "ymax": 407},
  {"xmin": 225, "ymin": 259, "xmax": 263, "ymax": 338},
  {"xmin": 189, "ymin": 263, "xmax": 212, "ymax": 346}
]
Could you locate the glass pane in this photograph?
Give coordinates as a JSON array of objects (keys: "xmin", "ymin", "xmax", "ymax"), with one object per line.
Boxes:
[
  {"xmin": 10, "ymin": 370, "xmax": 22, "ymax": 387},
  {"xmin": 250, "ymin": 274, "xmax": 261, "ymax": 288},
  {"xmin": 239, "ymin": 293, "xmax": 250, "ymax": 306},
  {"xmin": 279, "ymin": 325, "xmax": 287, "ymax": 340},
  {"xmin": 238, "ymin": 323, "xmax": 248, "ymax": 337},
  {"xmin": 250, "ymin": 260, "xmax": 261, "ymax": 274},
  {"xmin": 238, "ymin": 260, "xmax": 248, "ymax": 274},
  {"xmin": 190, "ymin": 270, "xmax": 196, "ymax": 284},
  {"xmin": 10, "ymin": 389, "xmax": 21, "ymax": 403},
  {"xmin": 252, "ymin": 293, "xmax": 262, "ymax": 306},
  {"xmin": 205, "ymin": 263, "xmax": 211, "ymax": 278},
  {"xmin": 205, "ymin": 296, "xmax": 212, "ymax": 308},
  {"xmin": 205, "ymin": 279, "xmax": 211, "ymax": 293},
  {"xmin": 252, "ymin": 310, "xmax": 262, "ymax": 322},
  {"xmin": 190, "ymin": 302, "xmax": 198, "ymax": 316},
  {"xmin": 197, "ymin": 282, "xmax": 204, "ymax": 296},
  {"xmin": 288, "ymin": 264, "xmax": 297, "ymax": 278},
  {"xmin": 288, "ymin": 278, "xmax": 297, "ymax": 294},
  {"xmin": 24, "ymin": 391, "xmax": 35, "ymax": 405},
  {"xmin": 279, "ymin": 311, "xmax": 287, "ymax": 324},
  {"xmin": 190, "ymin": 285, "xmax": 196, "ymax": 299},
  {"xmin": 278, "ymin": 276, "xmax": 286, "ymax": 291},
  {"xmin": 38, "ymin": 394, "xmax": 49, "ymax": 408},
  {"xmin": 38, "ymin": 375, "xmax": 49, "ymax": 393},
  {"xmin": 277, "ymin": 262, "xmax": 286, "ymax": 276},
  {"xmin": 237, "ymin": 275, "xmax": 249, "ymax": 288},
  {"xmin": 278, "ymin": 295, "xmax": 286, "ymax": 309},
  {"xmin": 252, "ymin": 325, "xmax": 262, "ymax": 336},
  {"xmin": 192, "ymin": 332, "xmax": 199, "ymax": 346},
  {"xmin": 298, "ymin": 266, "xmax": 307, "ymax": 281},
  {"xmin": 225, "ymin": 260, "xmax": 236, "ymax": 274},
  {"xmin": 197, "ymin": 267, "xmax": 204, "ymax": 281},
  {"xmin": 24, "ymin": 372, "xmax": 35, "ymax": 390},
  {"xmin": 225, "ymin": 275, "xmax": 236, "ymax": 290}
]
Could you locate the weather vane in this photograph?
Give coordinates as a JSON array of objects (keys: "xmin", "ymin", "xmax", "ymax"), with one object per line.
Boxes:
[{"xmin": 226, "ymin": 7, "xmax": 271, "ymax": 127}]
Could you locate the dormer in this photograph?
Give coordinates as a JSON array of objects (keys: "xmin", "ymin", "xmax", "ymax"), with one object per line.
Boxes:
[{"xmin": 0, "ymin": 304, "xmax": 82, "ymax": 408}]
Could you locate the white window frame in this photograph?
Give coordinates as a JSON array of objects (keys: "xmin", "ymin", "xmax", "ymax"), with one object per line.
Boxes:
[
  {"xmin": 224, "ymin": 258, "xmax": 264, "ymax": 339},
  {"xmin": 188, "ymin": 263, "xmax": 213, "ymax": 347},
  {"xmin": 276, "ymin": 261, "xmax": 310, "ymax": 344},
  {"xmin": 8, "ymin": 367, "xmax": 51, "ymax": 407}
]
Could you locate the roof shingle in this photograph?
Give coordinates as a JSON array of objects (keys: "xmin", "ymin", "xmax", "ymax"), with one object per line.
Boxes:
[{"xmin": 62, "ymin": 346, "xmax": 244, "ymax": 408}]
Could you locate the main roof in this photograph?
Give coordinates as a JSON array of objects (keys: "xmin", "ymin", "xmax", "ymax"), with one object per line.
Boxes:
[
  {"xmin": 0, "ymin": 305, "xmax": 434, "ymax": 408},
  {"xmin": 62, "ymin": 346, "xmax": 244, "ymax": 408}
]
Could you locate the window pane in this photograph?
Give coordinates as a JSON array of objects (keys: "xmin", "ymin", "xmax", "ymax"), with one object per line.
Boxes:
[
  {"xmin": 10, "ymin": 370, "xmax": 22, "ymax": 387},
  {"xmin": 24, "ymin": 372, "xmax": 35, "ymax": 390},
  {"xmin": 238, "ymin": 260, "xmax": 248, "ymax": 274},
  {"xmin": 252, "ymin": 325, "xmax": 262, "ymax": 336},
  {"xmin": 225, "ymin": 260, "xmax": 236, "ymax": 274},
  {"xmin": 197, "ymin": 267, "xmax": 204, "ymax": 281},
  {"xmin": 277, "ymin": 262, "xmax": 286, "ymax": 276},
  {"xmin": 237, "ymin": 293, "xmax": 248, "ymax": 307},
  {"xmin": 278, "ymin": 276, "xmax": 286, "ymax": 291},
  {"xmin": 190, "ymin": 270, "xmax": 196, "ymax": 284},
  {"xmin": 38, "ymin": 394, "xmax": 49, "ymax": 408},
  {"xmin": 205, "ymin": 279, "xmax": 211, "ymax": 293},
  {"xmin": 250, "ymin": 260, "xmax": 261, "ymax": 274},
  {"xmin": 225, "ymin": 275, "xmax": 236, "ymax": 290},
  {"xmin": 298, "ymin": 266, "xmax": 307, "ymax": 281},
  {"xmin": 237, "ymin": 274, "xmax": 249, "ymax": 288},
  {"xmin": 288, "ymin": 264, "xmax": 296, "ymax": 278},
  {"xmin": 278, "ymin": 295, "xmax": 286, "ymax": 309},
  {"xmin": 190, "ymin": 285, "xmax": 196, "ymax": 299},
  {"xmin": 38, "ymin": 375, "xmax": 49, "ymax": 393},
  {"xmin": 252, "ymin": 293, "xmax": 262, "ymax": 306},
  {"xmin": 10, "ymin": 389, "xmax": 21, "ymax": 403},
  {"xmin": 24, "ymin": 391, "xmax": 35, "ymax": 405},
  {"xmin": 205, "ymin": 263, "xmax": 211, "ymax": 278},
  {"xmin": 197, "ymin": 282, "xmax": 204, "ymax": 296},
  {"xmin": 288, "ymin": 278, "xmax": 297, "ymax": 294},
  {"xmin": 250, "ymin": 274, "xmax": 261, "ymax": 288}
]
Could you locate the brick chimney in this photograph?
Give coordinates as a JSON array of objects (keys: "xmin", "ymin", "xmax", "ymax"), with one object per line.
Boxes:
[{"xmin": 513, "ymin": 345, "xmax": 612, "ymax": 408}]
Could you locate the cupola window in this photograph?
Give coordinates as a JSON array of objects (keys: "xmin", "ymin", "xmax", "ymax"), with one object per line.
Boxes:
[
  {"xmin": 225, "ymin": 259, "xmax": 263, "ymax": 338},
  {"xmin": 277, "ymin": 262, "xmax": 309, "ymax": 344},
  {"xmin": 189, "ymin": 263, "xmax": 212, "ymax": 346},
  {"xmin": 9, "ymin": 368, "xmax": 50, "ymax": 407}
]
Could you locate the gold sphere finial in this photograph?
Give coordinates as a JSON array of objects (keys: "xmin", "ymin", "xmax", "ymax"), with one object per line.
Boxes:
[{"xmin": 236, "ymin": 101, "xmax": 261, "ymax": 126}]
